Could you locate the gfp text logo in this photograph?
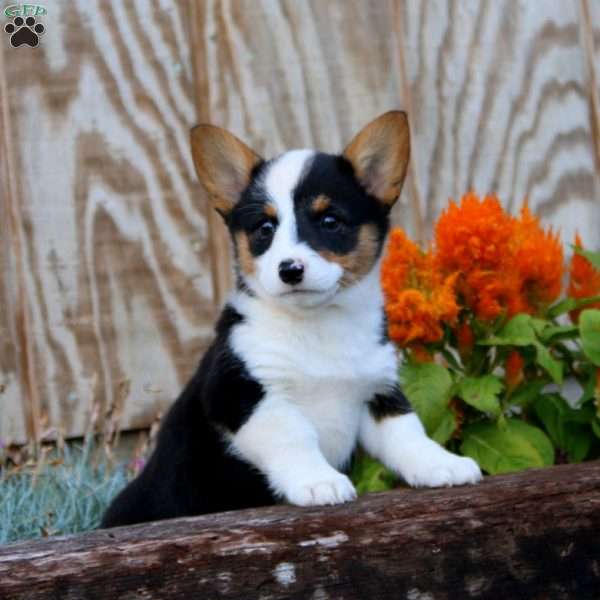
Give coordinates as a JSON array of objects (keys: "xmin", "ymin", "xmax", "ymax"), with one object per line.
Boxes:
[{"xmin": 4, "ymin": 4, "xmax": 46, "ymax": 17}]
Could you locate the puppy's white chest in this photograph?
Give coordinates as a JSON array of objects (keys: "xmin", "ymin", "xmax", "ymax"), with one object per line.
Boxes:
[
  {"xmin": 231, "ymin": 298, "xmax": 397, "ymax": 468},
  {"xmin": 233, "ymin": 301, "xmax": 396, "ymax": 390}
]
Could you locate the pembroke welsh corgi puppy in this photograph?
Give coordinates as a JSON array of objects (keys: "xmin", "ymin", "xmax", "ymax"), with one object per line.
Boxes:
[{"xmin": 101, "ymin": 111, "xmax": 481, "ymax": 528}]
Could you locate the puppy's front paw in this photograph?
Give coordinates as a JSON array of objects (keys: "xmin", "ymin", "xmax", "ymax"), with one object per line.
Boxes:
[
  {"xmin": 401, "ymin": 443, "xmax": 482, "ymax": 488},
  {"xmin": 284, "ymin": 468, "xmax": 357, "ymax": 507}
]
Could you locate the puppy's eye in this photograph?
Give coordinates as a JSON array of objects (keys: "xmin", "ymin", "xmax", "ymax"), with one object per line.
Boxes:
[
  {"xmin": 320, "ymin": 214, "xmax": 342, "ymax": 232},
  {"xmin": 254, "ymin": 220, "xmax": 276, "ymax": 239}
]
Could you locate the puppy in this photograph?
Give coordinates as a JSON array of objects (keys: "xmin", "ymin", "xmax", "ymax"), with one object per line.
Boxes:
[{"xmin": 101, "ymin": 112, "xmax": 481, "ymax": 528}]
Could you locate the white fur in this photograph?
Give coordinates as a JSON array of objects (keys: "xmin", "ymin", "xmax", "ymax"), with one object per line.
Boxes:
[
  {"xmin": 228, "ymin": 264, "xmax": 481, "ymax": 505},
  {"xmin": 359, "ymin": 411, "xmax": 481, "ymax": 487},
  {"xmin": 226, "ymin": 148, "xmax": 481, "ymax": 506}
]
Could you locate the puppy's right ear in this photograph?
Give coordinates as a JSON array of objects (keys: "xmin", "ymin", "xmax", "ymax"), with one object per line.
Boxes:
[
  {"xmin": 343, "ymin": 111, "xmax": 410, "ymax": 208},
  {"xmin": 190, "ymin": 125, "xmax": 262, "ymax": 218}
]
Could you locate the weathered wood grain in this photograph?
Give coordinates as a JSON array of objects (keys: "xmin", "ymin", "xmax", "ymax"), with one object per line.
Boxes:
[
  {"xmin": 1, "ymin": 462, "xmax": 599, "ymax": 599},
  {"xmin": 0, "ymin": 39, "xmax": 31, "ymax": 442},
  {"xmin": 580, "ymin": 0, "xmax": 600, "ymax": 172},
  {"xmin": 0, "ymin": 1, "xmax": 216, "ymax": 443},
  {"xmin": 398, "ymin": 0, "xmax": 600, "ymax": 242}
]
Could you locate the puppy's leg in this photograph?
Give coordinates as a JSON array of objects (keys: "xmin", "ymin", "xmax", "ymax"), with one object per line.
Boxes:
[
  {"xmin": 229, "ymin": 396, "xmax": 357, "ymax": 506},
  {"xmin": 359, "ymin": 389, "xmax": 482, "ymax": 487}
]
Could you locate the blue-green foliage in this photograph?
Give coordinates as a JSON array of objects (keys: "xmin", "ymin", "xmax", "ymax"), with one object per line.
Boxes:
[{"xmin": 0, "ymin": 439, "xmax": 132, "ymax": 544}]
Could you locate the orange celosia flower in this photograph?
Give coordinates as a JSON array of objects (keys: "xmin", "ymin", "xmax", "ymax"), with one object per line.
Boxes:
[
  {"xmin": 434, "ymin": 193, "xmax": 517, "ymax": 320},
  {"xmin": 449, "ymin": 397, "xmax": 465, "ymax": 438},
  {"xmin": 435, "ymin": 194, "xmax": 563, "ymax": 320},
  {"xmin": 505, "ymin": 350, "xmax": 525, "ymax": 389},
  {"xmin": 567, "ymin": 233, "xmax": 600, "ymax": 322},
  {"xmin": 510, "ymin": 204, "xmax": 564, "ymax": 314},
  {"xmin": 383, "ymin": 195, "xmax": 566, "ymax": 343},
  {"xmin": 462, "ymin": 269, "xmax": 523, "ymax": 321},
  {"xmin": 435, "ymin": 192, "xmax": 514, "ymax": 273},
  {"xmin": 456, "ymin": 321, "xmax": 475, "ymax": 357},
  {"xmin": 382, "ymin": 228, "xmax": 459, "ymax": 347}
]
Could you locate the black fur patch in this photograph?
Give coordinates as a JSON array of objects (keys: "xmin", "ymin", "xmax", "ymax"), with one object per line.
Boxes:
[
  {"xmin": 228, "ymin": 160, "xmax": 278, "ymax": 257},
  {"xmin": 199, "ymin": 309, "xmax": 265, "ymax": 432},
  {"xmin": 215, "ymin": 304, "xmax": 244, "ymax": 332},
  {"xmin": 235, "ymin": 272, "xmax": 255, "ymax": 296},
  {"xmin": 293, "ymin": 153, "xmax": 389, "ymax": 257},
  {"xmin": 380, "ymin": 310, "xmax": 390, "ymax": 345},
  {"xmin": 100, "ymin": 305, "xmax": 274, "ymax": 528},
  {"xmin": 368, "ymin": 386, "xmax": 413, "ymax": 421}
]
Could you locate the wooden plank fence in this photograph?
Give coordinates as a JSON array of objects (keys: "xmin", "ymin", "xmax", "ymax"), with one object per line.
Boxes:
[
  {"xmin": 0, "ymin": 462, "xmax": 599, "ymax": 599},
  {"xmin": 1, "ymin": 0, "xmax": 600, "ymax": 443}
]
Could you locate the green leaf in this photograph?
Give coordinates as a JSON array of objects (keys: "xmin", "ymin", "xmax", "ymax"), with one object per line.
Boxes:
[
  {"xmin": 538, "ymin": 324, "xmax": 579, "ymax": 343},
  {"xmin": 592, "ymin": 419, "xmax": 600, "ymax": 440},
  {"xmin": 547, "ymin": 298, "xmax": 577, "ymax": 319},
  {"xmin": 400, "ymin": 363, "xmax": 456, "ymax": 444},
  {"xmin": 533, "ymin": 342, "xmax": 563, "ymax": 384},
  {"xmin": 481, "ymin": 314, "xmax": 563, "ymax": 383},
  {"xmin": 530, "ymin": 318, "xmax": 549, "ymax": 337},
  {"xmin": 479, "ymin": 314, "xmax": 536, "ymax": 346},
  {"xmin": 509, "ymin": 380, "xmax": 546, "ymax": 409},
  {"xmin": 575, "ymin": 246, "xmax": 600, "ymax": 271},
  {"xmin": 579, "ymin": 364, "xmax": 599, "ymax": 404},
  {"xmin": 562, "ymin": 426, "xmax": 592, "ymax": 463},
  {"xmin": 580, "ymin": 309, "xmax": 600, "ymax": 366},
  {"xmin": 533, "ymin": 394, "xmax": 593, "ymax": 462},
  {"xmin": 430, "ymin": 410, "xmax": 458, "ymax": 445},
  {"xmin": 457, "ymin": 375, "xmax": 503, "ymax": 417},
  {"xmin": 350, "ymin": 453, "xmax": 396, "ymax": 494},
  {"xmin": 547, "ymin": 295, "xmax": 600, "ymax": 318},
  {"xmin": 460, "ymin": 419, "xmax": 554, "ymax": 474}
]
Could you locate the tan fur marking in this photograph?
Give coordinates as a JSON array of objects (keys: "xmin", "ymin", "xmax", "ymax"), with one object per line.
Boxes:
[
  {"xmin": 234, "ymin": 232, "xmax": 256, "ymax": 276},
  {"xmin": 343, "ymin": 111, "xmax": 410, "ymax": 206},
  {"xmin": 311, "ymin": 194, "xmax": 331, "ymax": 213},
  {"xmin": 190, "ymin": 125, "xmax": 262, "ymax": 216},
  {"xmin": 319, "ymin": 224, "xmax": 380, "ymax": 287},
  {"xmin": 264, "ymin": 203, "xmax": 278, "ymax": 219}
]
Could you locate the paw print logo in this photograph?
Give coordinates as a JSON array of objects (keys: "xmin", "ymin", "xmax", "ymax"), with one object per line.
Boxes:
[{"xmin": 4, "ymin": 16, "xmax": 45, "ymax": 48}]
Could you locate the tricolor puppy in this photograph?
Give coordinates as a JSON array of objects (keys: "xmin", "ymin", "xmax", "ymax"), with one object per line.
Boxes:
[{"xmin": 101, "ymin": 112, "xmax": 481, "ymax": 528}]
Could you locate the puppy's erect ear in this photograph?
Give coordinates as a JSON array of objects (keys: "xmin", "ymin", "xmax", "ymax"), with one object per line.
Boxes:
[
  {"xmin": 343, "ymin": 111, "xmax": 410, "ymax": 207},
  {"xmin": 190, "ymin": 125, "xmax": 262, "ymax": 217}
]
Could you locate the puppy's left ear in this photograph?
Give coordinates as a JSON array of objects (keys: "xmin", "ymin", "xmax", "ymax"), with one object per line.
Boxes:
[
  {"xmin": 190, "ymin": 125, "xmax": 262, "ymax": 218},
  {"xmin": 343, "ymin": 111, "xmax": 410, "ymax": 208}
]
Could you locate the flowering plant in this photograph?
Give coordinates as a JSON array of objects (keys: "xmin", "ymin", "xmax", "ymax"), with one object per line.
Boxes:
[{"xmin": 353, "ymin": 193, "xmax": 600, "ymax": 490}]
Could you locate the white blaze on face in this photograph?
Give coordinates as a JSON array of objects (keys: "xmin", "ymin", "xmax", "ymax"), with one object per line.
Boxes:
[{"xmin": 253, "ymin": 150, "xmax": 344, "ymax": 307}]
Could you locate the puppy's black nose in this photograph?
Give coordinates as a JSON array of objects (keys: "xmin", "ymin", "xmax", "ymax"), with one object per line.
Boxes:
[{"xmin": 279, "ymin": 259, "xmax": 304, "ymax": 285}]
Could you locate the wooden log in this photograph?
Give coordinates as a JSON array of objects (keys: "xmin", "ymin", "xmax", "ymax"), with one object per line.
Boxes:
[{"xmin": 0, "ymin": 462, "xmax": 599, "ymax": 599}]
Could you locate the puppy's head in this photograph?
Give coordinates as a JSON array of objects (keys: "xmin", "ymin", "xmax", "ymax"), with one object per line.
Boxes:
[{"xmin": 191, "ymin": 112, "xmax": 410, "ymax": 309}]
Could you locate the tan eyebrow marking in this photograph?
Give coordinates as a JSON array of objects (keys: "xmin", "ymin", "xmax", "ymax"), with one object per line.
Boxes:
[
  {"xmin": 264, "ymin": 203, "xmax": 278, "ymax": 218},
  {"xmin": 311, "ymin": 194, "xmax": 331, "ymax": 213}
]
